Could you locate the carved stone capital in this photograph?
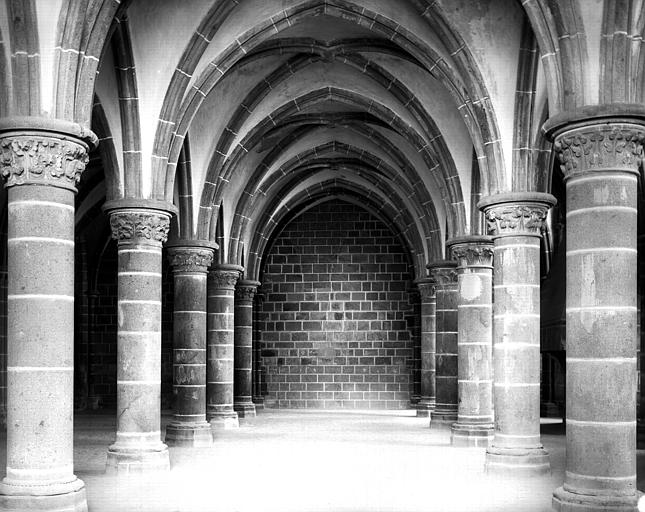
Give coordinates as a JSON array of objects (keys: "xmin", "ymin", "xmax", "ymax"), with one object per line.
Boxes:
[
  {"xmin": 0, "ymin": 133, "xmax": 89, "ymax": 191},
  {"xmin": 415, "ymin": 278, "xmax": 436, "ymax": 301},
  {"xmin": 427, "ymin": 261, "xmax": 458, "ymax": 286},
  {"xmin": 448, "ymin": 236, "xmax": 494, "ymax": 268},
  {"xmin": 210, "ymin": 265, "xmax": 243, "ymax": 290},
  {"xmin": 236, "ymin": 280, "xmax": 261, "ymax": 303},
  {"xmin": 167, "ymin": 246, "xmax": 214, "ymax": 273},
  {"xmin": 109, "ymin": 210, "xmax": 171, "ymax": 244},
  {"xmin": 478, "ymin": 193, "xmax": 555, "ymax": 237},
  {"xmin": 553, "ymin": 123, "xmax": 645, "ymax": 179}
]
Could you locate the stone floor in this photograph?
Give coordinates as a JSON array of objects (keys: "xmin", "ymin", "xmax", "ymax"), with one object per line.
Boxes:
[{"xmin": 2, "ymin": 410, "xmax": 645, "ymax": 512}]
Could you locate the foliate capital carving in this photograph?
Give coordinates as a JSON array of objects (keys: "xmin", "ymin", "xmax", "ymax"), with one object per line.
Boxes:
[
  {"xmin": 450, "ymin": 243, "xmax": 494, "ymax": 268},
  {"xmin": 429, "ymin": 267, "xmax": 458, "ymax": 286},
  {"xmin": 235, "ymin": 280, "xmax": 260, "ymax": 303},
  {"xmin": 167, "ymin": 247, "xmax": 213, "ymax": 273},
  {"xmin": 210, "ymin": 270, "xmax": 240, "ymax": 290},
  {"xmin": 0, "ymin": 134, "xmax": 89, "ymax": 191},
  {"xmin": 415, "ymin": 279, "xmax": 436, "ymax": 301},
  {"xmin": 109, "ymin": 210, "xmax": 171, "ymax": 244},
  {"xmin": 483, "ymin": 202, "xmax": 550, "ymax": 236},
  {"xmin": 553, "ymin": 123, "xmax": 645, "ymax": 179}
]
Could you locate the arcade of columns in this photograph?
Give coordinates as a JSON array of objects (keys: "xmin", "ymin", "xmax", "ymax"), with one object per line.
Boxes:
[{"xmin": 0, "ymin": 114, "xmax": 642, "ymax": 511}]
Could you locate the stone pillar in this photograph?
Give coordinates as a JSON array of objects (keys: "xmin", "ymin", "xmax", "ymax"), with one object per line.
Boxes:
[
  {"xmin": 234, "ymin": 279, "xmax": 260, "ymax": 418},
  {"xmin": 104, "ymin": 200, "xmax": 174, "ymax": 473},
  {"xmin": 448, "ymin": 236, "xmax": 495, "ymax": 447},
  {"xmin": 0, "ymin": 120, "xmax": 95, "ymax": 511},
  {"xmin": 546, "ymin": 118, "xmax": 645, "ymax": 511},
  {"xmin": 478, "ymin": 192, "xmax": 555, "ymax": 475},
  {"xmin": 415, "ymin": 277, "xmax": 436, "ymax": 417},
  {"xmin": 427, "ymin": 261, "xmax": 458, "ymax": 427},
  {"xmin": 164, "ymin": 242, "xmax": 216, "ymax": 447},
  {"xmin": 207, "ymin": 264, "xmax": 243, "ymax": 429},
  {"xmin": 252, "ymin": 290, "xmax": 265, "ymax": 409}
]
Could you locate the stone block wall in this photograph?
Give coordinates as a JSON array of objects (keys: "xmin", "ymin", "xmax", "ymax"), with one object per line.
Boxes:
[{"xmin": 258, "ymin": 200, "xmax": 417, "ymax": 409}]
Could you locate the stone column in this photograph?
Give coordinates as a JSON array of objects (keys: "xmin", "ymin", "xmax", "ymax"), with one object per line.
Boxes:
[
  {"xmin": 478, "ymin": 192, "xmax": 555, "ymax": 475},
  {"xmin": 104, "ymin": 200, "xmax": 174, "ymax": 473},
  {"xmin": 415, "ymin": 277, "xmax": 436, "ymax": 417},
  {"xmin": 546, "ymin": 119, "xmax": 645, "ymax": 511},
  {"xmin": 207, "ymin": 264, "xmax": 243, "ymax": 429},
  {"xmin": 427, "ymin": 261, "xmax": 458, "ymax": 427},
  {"xmin": 448, "ymin": 235, "xmax": 495, "ymax": 447},
  {"xmin": 164, "ymin": 242, "xmax": 216, "ymax": 447},
  {"xmin": 234, "ymin": 279, "xmax": 260, "ymax": 418},
  {"xmin": 252, "ymin": 290, "xmax": 265, "ymax": 409},
  {"xmin": 0, "ymin": 120, "xmax": 95, "ymax": 511}
]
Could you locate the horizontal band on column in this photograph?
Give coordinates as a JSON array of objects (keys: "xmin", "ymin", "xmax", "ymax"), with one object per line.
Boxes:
[
  {"xmin": 208, "ymin": 381, "xmax": 234, "ymax": 384},
  {"xmin": 207, "ymin": 357, "xmax": 234, "ymax": 361},
  {"xmin": 494, "ymin": 313, "xmax": 540, "ymax": 319},
  {"xmin": 458, "ymin": 379, "xmax": 493, "ymax": 383},
  {"xmin": 8, "ymin": 366, "xmax": 73, "ymax": 372},
  {"xmin": 566, "ymin": 419, "xmax": 636, "ymax": 426},
  {"xmin": 119, "ymin": 248, "xmax": 161, "ymax": 254},
  {"xmin": 567, "ymin": 206, "xmax": 637, "ymax": 217},
  {"xmin": 208, "ymin": 294, "xmax": 234, "ymax": 299},
  {"xmin": 237, "ymin": 304, "xmax": 252, "ymax": 308},
  {"xmin": 9, "ymin": 236, "xmax": 74, "ymax": 245},
  {"xmin": 119, "ymin": 330, "xmax": 159, "ymax": 335},
  {"xmin": 6, "ymin": 464, "xmax": 74, "ymax": 476},
  {"xmin": 567, "ymin": 174, "xmax": 638, "ymax": 185},
  {"xmin": 117, "ymin": 271, "xmax": 162, "ymax": 277},
  {"xmin": 117, "ymin": 431, "xmax": 161, "ymax": 437},
  {"xmin": 175, "ymin": 384, "xmax": 204, "ymax": 388},
  {"xmin": 118, "ymin": 299, "xmax": 161, "ymax": 305},
  {"xmin": 174, "ymin": 310, "xmax": 207, "ymax": 314},
  {"xmin": 567, "ymin": 306, "xmax": 636, "ymax": 312},
  {"xmin": 173, "ymin": 363, "xmax": 205, "ymax": 367},
  {"xmin": 175, "ymin": 348, "xmax": 206, "ymax": 351},
  {"xmin": 435, "ymin": 309, "xmax": 457, "ymax": 313},
  {"xmin": 436, "ymin": 353, "xmax": 458, "ymax": 357},
  {"xmin": 494, "ymin": 382, "xmax": 540, "ymax": 387},
  {"xmin": 174, "ymin": 413, "xmax": 204, "ymax": 418},
  {"xmin": 458, "ymin": 414, "xmax": 494, "ymax": 419},
  {"xmin": 487, "ymin": 462, "xmax": 550, "ymax": 469},
  {"xmin": 8, "ymin": 294, "xmax": 73, "ymax": 301},
  {"xmin": 565, "ymin": 471, "xmax": 635, "ymax": 481},
  {"xmin": 567, "ymin": 357, "xmax": 636, "ymax": 363},
  {"xmin": 8, "ymin": 200, "xmax": 75, "ymax": 211},
  {"xmin": 494, "ymin": 243, "xmax": 539, "ymax": 250},
  {"xmin": 567, "ymin": 247, "xmax": 637, "ymax": 256},
  {"xmin": 459, "ymin": 304, "xmax": 492, "ymax": 309},
  {"xmin": 494, "ymin": 284, "xmax": 540, "ymax": 289},
  {"xmin": 460, "ymin": 342, "xmax": 491, "ymax": 346},
  {"xmin": 117, "ymin": 380, "xmax": 159, "ymax": 385}
]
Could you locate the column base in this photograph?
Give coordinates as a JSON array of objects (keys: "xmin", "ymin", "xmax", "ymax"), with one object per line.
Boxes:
[
  {"xmin": 553, "ymin": 487, "xmax": 639, "ymax": 512},
  {"xmin": 106, "ymin": 443, "xmax": 170, "ymax": 474},
  {"xmin": 234, "ymin": 402, "xmax": 257, "ymax": 418},
  {"xmin": 430, "ymin": 409, "xmax": 458, "ymax": 429},
  {"xmin": 451, "ymin": 423, "xmax": 494, "ymax": 447},
  {"xmin": 485, "ymin": 446, "xmax": 550, "ymax": 476},
  {"xmin": 416, "ymin": 399, "xmax": 435, "ymax": 418},
  {"xmin": 209, "ymin": 411, "xmax": 239, "ymax": 430},
  {"xmin": 252, "ymin": 396, "xmax": 265, "ymax": 410},
  {"xmin": 165, "ymin": 422, "xmax": 213, "ymax": 447},
  {"xmin": 0, "ymin": 477, "xmax": 87, "ymax": 511}
]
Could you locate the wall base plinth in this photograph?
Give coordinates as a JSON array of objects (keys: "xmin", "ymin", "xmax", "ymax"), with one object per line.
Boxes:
[
  {"xmin": 430, "ymin": 409, "xmax": 457, "ymax": 428},
  {"xmin": 165, "ymin": 422, "xmax": 213, "ymax": 447},
  {"xmin": 553, "ymin": 487, "xmax": 638, "ymax": 512},
  {"xmin": 416, "ymin": 399, "xmax": 434, "ymax": 417}
]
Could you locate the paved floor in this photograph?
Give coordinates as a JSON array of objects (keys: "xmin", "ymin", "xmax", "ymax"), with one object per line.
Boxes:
[{"xmin": 2, "ymin": 410, "xmax": 644, "ymax": 512}]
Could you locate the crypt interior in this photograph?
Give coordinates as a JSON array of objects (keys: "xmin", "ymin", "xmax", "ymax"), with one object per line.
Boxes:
[{"xmin": 0, "ymin": 0, "xmax": 645, "ymax": 511}]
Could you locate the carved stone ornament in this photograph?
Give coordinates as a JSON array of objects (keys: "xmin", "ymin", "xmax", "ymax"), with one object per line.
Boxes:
[
  {"xmin": 416, "ymin": 280, "xmax": 436, "ymax": 301},
  {"xmin": 0, "ymin": 135, "xmax": 89, "ymax": 191},
  {"xmin": 109, "ymin": 210, "xmax": 171, "ymax": 243},
  {"xmin": 235, "ymin": 284, "xmax": 259, "ymax": 303},
  {"xmin": 451, "ymin": 243, "xmax": 494, "ymax": 268},
  {"xmin": 553, "ymin": 123, "xmax": 645, "ymax": 179},
  {"xmin": 430, "ymin": 267, "xmax": 458, "ymax": 286},
  {"xmin": 484, "ymin": 203, "xmax": 549, "ymax": 236},
  {"xmin": 168, "ymin": 247, "xmax": 214, "ymax": 272},
  {"xmin": 209, "ymin": 270, "xmax": 240, "ymax": 290}
]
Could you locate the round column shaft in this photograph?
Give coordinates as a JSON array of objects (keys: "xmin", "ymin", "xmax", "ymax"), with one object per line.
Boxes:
[
  {"xmin": 234, "ymin": 280, "xmax": 260, "ymax": 418},
  {"xmin": 0, "ymin": 124, "xmax": 94, "ymax": 512},
  {"xmin": 252, "ymin": 291, "xmax": 265, "ymax": 409},
  {"xmin": 548, "ymin": 120, "xmax": 644, "ymax": 511},
  {"xmin": 428, "ymin": 261, "xmax": 458, "ymax": 427},
  {"xmin": 165, "ymin": 243, "xmax": 216, "ymax": 447},
  {"xmin": 448, "ymin": 236, "xmax": 495, "ymax": 447},
  {"xmin": 207, "ymin": 264, "xmax": 243, "ymax": 429},
  {"xmin": 105, "ymin": 203, "xmax": 173, "ymax": 473},
  {"xmin": 479, "ymin": 192, "xmax": 555, "ymax": 475},
  {"xmin": 415, "ymin": 278, "xmax": 436, "ymax": 417}
]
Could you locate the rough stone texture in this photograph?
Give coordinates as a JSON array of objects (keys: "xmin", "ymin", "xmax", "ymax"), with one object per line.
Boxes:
[
  {"xmin": 259, "ymin": 201, "xmax": 416, "ymax": 410},
  {"xmin": 550, "ymin": 121, "xmax": 644, "ymax": 511},
  {"xmin": 207, "ymin": 264, "xmax": 242, "ymax": 429},
  {"xmin": 415, "ymin": 278, "xmax": 436, "ymax": 417},
  {"xmin": 447, "ymin": 236, "xmax": 494, "ymax": 448},
  {"xmin": 104, "ymin": 206, "xmax": 171, "ymax": 474},
  {"xmin": 428, "ymin": 261, "xmax": 458, "ymax": 427},
  {"xmin": 164, "ymin": 244, "xmax": 214, "ymax": 447},
  {"xmin": 0, "ymin": 129, "xmax": 91, "ymax": 511},
  {"xmin": 479, "ymin": 192, "xmax": 555, "ymax": 476},
  {"xmin": 234, "ymin": 279, "xmax": 260, "ymax": 418}
]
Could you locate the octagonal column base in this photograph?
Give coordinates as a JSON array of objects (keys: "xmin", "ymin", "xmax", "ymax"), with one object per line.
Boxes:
[
  {"xmin": 553, "ymin": 487, "xmax": 639, "ymax": 512},
  {"xmin": 0, "ymin": 487, "xmax": 87, "ymax": 512},
  {"xmin": 451, "ymin": 423, "xmax": 494, "ymax": 448},
  {"xmin": 210, "ymin": 411, "xmax": 239, "ymax": 430},
  {"xmin": 165, "ymin": 422, "xmax": 213, "ymax": 447},
  {"xmin": 234, "ymin": 402, "xmax": 257, "ymax": 418},
  {"xmin": 105, "ymin": 445, "xmax": 170, "ymax": 474},
  {"xmin": 485, "ymin": 446, "xmax": 550, "ymax": 476}
]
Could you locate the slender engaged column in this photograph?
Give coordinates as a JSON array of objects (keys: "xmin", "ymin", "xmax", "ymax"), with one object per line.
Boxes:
[
  {"xmin": 234, "ymin": 279, "xmax": 260, "ymax": 418},
  {"xmin": 479, "ymin": 192, "xmax": 555, "ymax": 475},
  {"xmin": 415, "ymin": 278, "xmax": 436, "ymax": 417},
  {"xmin": 164, "ymin": 242, "xmax": 216, "ymax": 447},
  {"xmin": 207, "ymin": 264, "xmax": 243, "ymax": 429},
  {"xmin": 0, "ymin": 121, "xmax": 95, "ymax": 511},
  {"xmin": 547, "ymin": 119, "xmax": 645, "ymax": 511},
  {"xmin": 448, "ymin": 236, "xmax": 495, "ymax": 447},
  {"xmin": 252, "ymin": 291, "xmax": 265, "ymax": 409},
  {"xmin": 428, "ymin": 261, "xmax": 458, "ymax": 427},
  {"xmin": 104, "ymin": 201, "xmax": 174, "ymax": 473}
]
